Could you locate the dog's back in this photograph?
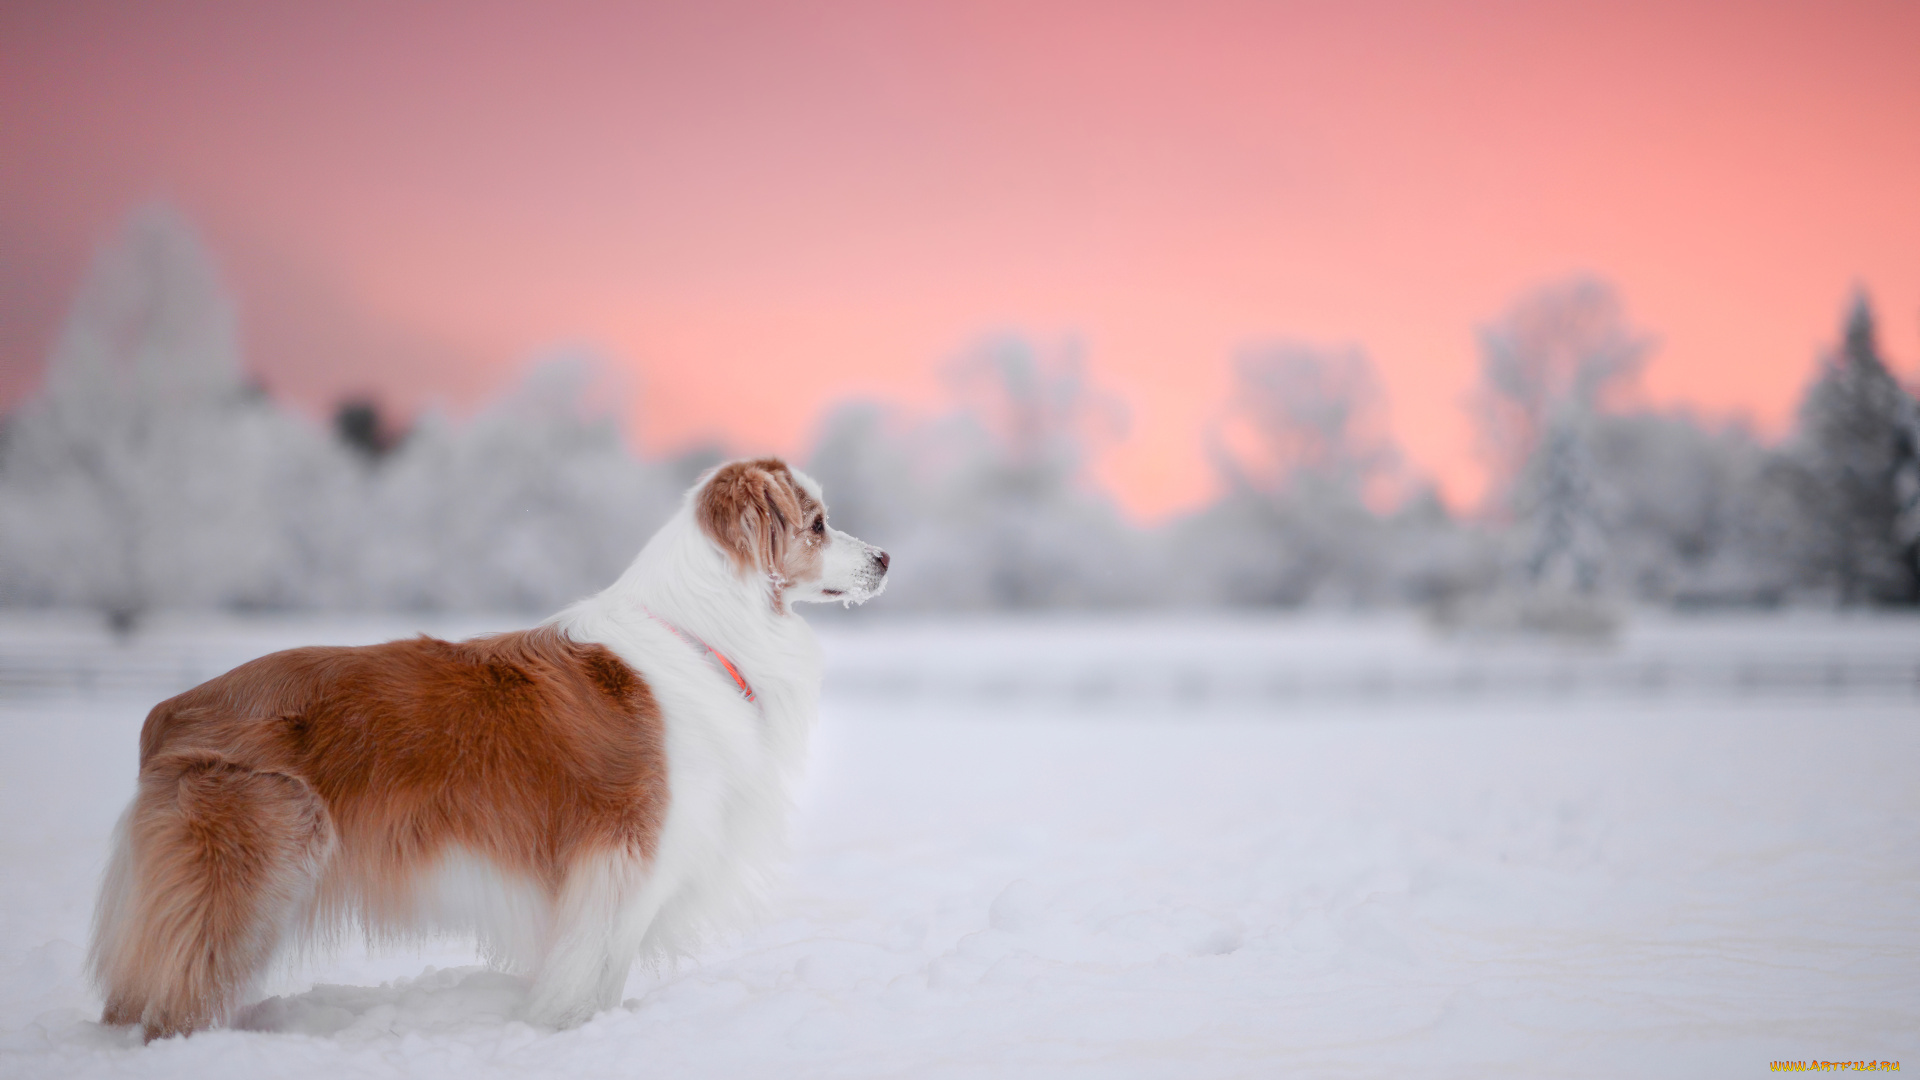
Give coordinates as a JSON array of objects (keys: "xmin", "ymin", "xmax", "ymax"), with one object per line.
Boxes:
[{"xmin": 92, "ymin": 628, "xmax": 668, "ymax": 1040}]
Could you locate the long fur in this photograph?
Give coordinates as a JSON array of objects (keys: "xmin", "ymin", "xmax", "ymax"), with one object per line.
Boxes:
[{"xmin": 88, "ymin": 458, "xmax": 887, "ymax": 1039}]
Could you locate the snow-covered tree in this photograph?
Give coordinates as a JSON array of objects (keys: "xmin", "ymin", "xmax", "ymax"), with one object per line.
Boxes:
[
  {"xmin": 805, "ymin": 400, "xmax": 921, "ymax": 547},
  {"xmin": 805, "ymin": 337, "xmax": 1143, "ymax": 610},
  {"xmin": 1473, "ymin": 278, "xmax": 1651, "ymax": 594},
  {"xmin": 0, "ymin": 207, "xmax": 687, "ymax": 620},
  {"xmin": 1212, "ymin": 344, "xmax": 1399, "ymax": 501},
  {"xmin": 1178, "ymin": 344, "xmax": 1404, "ymax": 606},
  {"xmin": 349, "ymin": 352, "xmax": 679, "ymax": 612},
  {"xmin": 0, "ymin": 206, "xmax": 349, "ymax": 624},
  {"xmin": 918, "ymin": 337, "xmax": 1143, "ymax": 608},
  {"xmin": 1586, "ymin": 411, "xmax": 1789, "ymax": 603},
  {"xmin": 1787, "ymin": 294, "xmax": 1920, "ymax": 604}
]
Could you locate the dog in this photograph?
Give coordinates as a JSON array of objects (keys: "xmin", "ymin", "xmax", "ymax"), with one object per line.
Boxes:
[{"xmin": 88, "ymin": 458, "xmax": 888, "ymax": 1040}]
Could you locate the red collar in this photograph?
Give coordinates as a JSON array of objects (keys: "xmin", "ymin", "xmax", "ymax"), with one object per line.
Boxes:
[{"xmin": 643, "ymin": 610, "xmax": 757, "ymax": 704}]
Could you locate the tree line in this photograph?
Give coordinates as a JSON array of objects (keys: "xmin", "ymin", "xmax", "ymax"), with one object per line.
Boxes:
[{"xmin": 2, "ymin": 208, "xmax": 1915, "ymax": 626}]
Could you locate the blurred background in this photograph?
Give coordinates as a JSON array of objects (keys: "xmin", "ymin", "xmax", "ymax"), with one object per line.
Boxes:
[
  {"xmin": 4, "ymin": 6, "xmax": 1920, "ymax": 1069},
  {"xmin": 0, "ymin": 0, "xmax": 1916, "ymax": 626}
]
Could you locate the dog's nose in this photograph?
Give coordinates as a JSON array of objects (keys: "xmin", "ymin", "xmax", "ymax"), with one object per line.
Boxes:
[{"xmin": 873, "ymin": 550, "xmax": 890, "ymax": 573}]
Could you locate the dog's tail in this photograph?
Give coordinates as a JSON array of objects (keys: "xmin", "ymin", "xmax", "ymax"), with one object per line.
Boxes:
[{"xmin": 89, "ymin": 751, "xmax": 333, "ymax": 1041}]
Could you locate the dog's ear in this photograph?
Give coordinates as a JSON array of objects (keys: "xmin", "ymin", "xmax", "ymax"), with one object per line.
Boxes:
[{"xmin": 698, "ymin": 459, "xmax": 803, "ymax": 575}]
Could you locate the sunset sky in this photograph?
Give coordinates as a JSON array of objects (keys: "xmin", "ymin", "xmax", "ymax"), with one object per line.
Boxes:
[{"xmin": 3, "ymin": 0, "xmax": 1916, "ymax": 517}]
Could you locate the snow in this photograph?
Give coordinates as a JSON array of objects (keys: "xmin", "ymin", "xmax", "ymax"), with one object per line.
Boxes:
[{"xmin": 2, "ymin": 611, "xmax": 1917, "ymax": 1077}]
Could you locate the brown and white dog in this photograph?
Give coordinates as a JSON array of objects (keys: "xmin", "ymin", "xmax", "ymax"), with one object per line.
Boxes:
[{"xmin": 88, "ymin": 458, "xmax": 888, "ymax": 1040}]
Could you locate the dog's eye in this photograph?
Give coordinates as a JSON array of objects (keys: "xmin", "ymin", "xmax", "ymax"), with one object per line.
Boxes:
[{"xmin": 811, "ymin": 516, "xmax": 825, "ymax": 535}]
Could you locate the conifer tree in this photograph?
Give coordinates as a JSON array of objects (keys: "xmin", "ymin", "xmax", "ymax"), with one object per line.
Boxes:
[{"xmin": 1792, "ymin": 293, "xmax": 1920, "ymax": 603}]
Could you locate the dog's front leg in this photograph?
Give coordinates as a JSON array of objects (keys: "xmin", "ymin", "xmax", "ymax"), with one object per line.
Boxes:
[{"xmin": 523, "ymin": 851, "xmax": 661, "ymax": 1028}]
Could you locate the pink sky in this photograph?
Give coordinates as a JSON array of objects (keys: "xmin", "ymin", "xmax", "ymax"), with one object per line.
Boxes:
[{"xmin": 3, "ymin": 0, "xmax": 1916, "ymax": 517}]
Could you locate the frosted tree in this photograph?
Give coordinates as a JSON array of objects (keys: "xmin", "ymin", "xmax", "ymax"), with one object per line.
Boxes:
[
  {"xmin": 1182, "ymin": 344, "xmax": 1404, "ymax": 606},
  {"xmin": 351, "ymin": 351, "xmax": 679, "ymax": 612},
  {"xmin": 1212, "ymin": 344, "xmax": 1399, "ymax": 500},
  {"xmin": 942, "ymin": 337, "xmax": 1125, "ymax": 487},
  {"xmin": 1473, "ymin": 277, "xmax": 1650, "ymax": 594},
  {"xmin": 814, "ymin": 337, "xmax": 1141, "ymax": 609},
  {"xmin": 1586, "ymin": 411, "xmax": 1787, "ymax": 603},
  {"xmin": 0, "ymin": 208, "xmax": 724, "ymax": 618},
  {"xmin": 1789, "ymin": 294, "xmax": 1920, "ymax": 604},
  {"xmin": 805, "ymin": 400, "xmax": 921, "ymax": 546},
  {"xmin": 0, "ymin": 206, "xmax": 345, "ymax": 624},
  {"xmin": 921, "ymin": 336, "xmax": 1140, "ymax": 608}
]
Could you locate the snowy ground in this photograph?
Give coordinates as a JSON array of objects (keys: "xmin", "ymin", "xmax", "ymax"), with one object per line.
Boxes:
[{"xmin": 1, "ymin": 610, "xmax": 1917, "ymax": 1078}]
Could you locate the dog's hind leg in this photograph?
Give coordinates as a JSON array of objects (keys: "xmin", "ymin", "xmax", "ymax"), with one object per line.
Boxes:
[
  {"xmin": 523, "ymin": 850, "xmax": 659, "ymax": 1028},
  {"xmin": 89, "ymin": 752, "xmax": 333, "ymax": 1041}
]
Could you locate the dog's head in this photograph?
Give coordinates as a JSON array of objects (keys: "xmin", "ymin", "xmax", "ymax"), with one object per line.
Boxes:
[{"xmin": 697, "ymin": 458, "xmax": 889, "ymax": 610}]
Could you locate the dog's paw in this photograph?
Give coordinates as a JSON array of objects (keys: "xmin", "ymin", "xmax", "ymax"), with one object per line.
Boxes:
[{"xmin": 520, "ymin": 996, "xmax": 600, "ymax": 1031}]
